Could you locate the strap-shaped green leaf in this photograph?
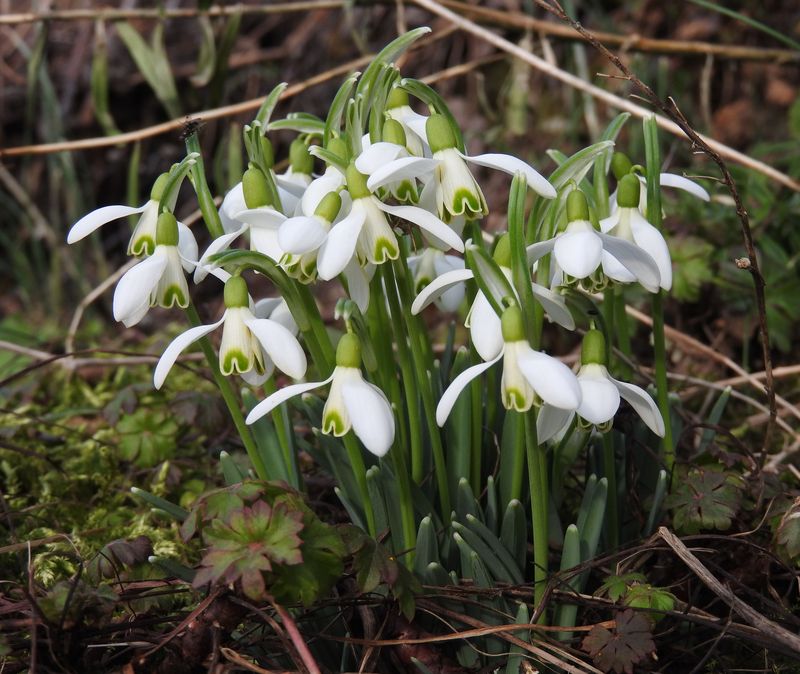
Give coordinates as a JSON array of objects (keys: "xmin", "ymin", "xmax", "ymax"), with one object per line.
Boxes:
[{"xmin": 130, "ymin": 487, "xmax": 188, "ymax": 521}]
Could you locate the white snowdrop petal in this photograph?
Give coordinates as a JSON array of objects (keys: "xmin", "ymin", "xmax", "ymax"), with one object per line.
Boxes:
[
  {"xmin": 355, "ymin": 142, "xmax": 406, "ymax": 175},
  {"xmin": 526, "ymin": 239, "xmax": 557, "ymax": 265},
  {"xmin": 516, "ymin": 348, "xmax": 581, "ymax": 410},
  {"xmin": 343, "ymin": 260, "xmax": 371, "ymax": 313},
  {"xmin": 245, "ymin": 376, "xmax": 332, "ymax": 425},
  {"xmin": 279, "ymin": 216, "xmax": 329, "ymax": 255},
  {"xmin": 460, "ymin": 152, "xmax": 557, "ymax": 199},
  {"xmin": 177, "ymin": 222, "xmax": 198, "ymax": 272},
  {"xmin": 301, "ymin": 168, "xmax": 344, "ymax": 215},
  {"xmin": 597, "ymin": 233, "xmax": 660, "ymax": 292},
  {"xmin": 342, "ymin": 379, "xmax": 396, "ymax": 457},
  {"xmin": 366, "ymin": 156, "xmax": 438, "ymax": 191},
  {"xmin": 553, "ymin": 230, "xmax": 603, "ymax": 279},
  {"xmin": 235, "ymin": 207, "xmax": 286, "ymax": 230},
  {"xmin": 612, "ymin": 378, "xmax": 666, "ymax": 437},
  {"xmin": 153, "ymin": 314, "xmax": 226, "ymax": 389},
  {"xmin": 469, "ymin": 292, "xmax": 504, "ymax": 361},
  {"xmin": 241, "ymin": 366, "xmax": 273, "ymax": 387},
  {"xmin": 659, "ymin": 173, "xmax": 710, "ymax": 201},
  {"xmin": 67, "ymin": 204, "xmax": 147, "ymax": 243},
  {"xmin": 577, "ymin": 374, "xmax": 620, "ymax": 425},
  {"xmin": 376, "ymin": 202, "xmax": 464, "ymax": 253},
  {"xmin": 219, "ymin": 183, "xmax": 247, "ymax": 234},
  {"xmin": 629, "ymin": 211, "xmax": 673, "ymax": 290},
  {"xmin": 244, "ymin": 316, "xmax": 307, "ymax": 380},
  {"xmin": 530, "ymin": 283, "xmax": 575, "ymax": 330},
  {"xmin": 113, "ymin": 253, "xmax": 168, "ymax": 324},
  {"xmin": 317, "ymin": 205, "xmax": 367, "ymax": 280},
  {"xmin": 537, "ymin": 405, "xmax": 575, "ymax": 443},
  {"xmin": 194, "ymin": 225, "xmax": 248, "ymax": 283},
  {"xmin": 436, "ymin": 353, "xmax": 502, "ymax": 426},
  {"xmin": 410, "ymin": 268, "xmax": 473, "ymax": 314}
]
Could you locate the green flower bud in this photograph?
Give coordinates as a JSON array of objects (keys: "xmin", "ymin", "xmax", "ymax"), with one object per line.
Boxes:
[
  {"xmin": 382, "ymin": 118, "xmax": 407, "ymax": 147},
  {"xmin": 616, "ymin": 174, "xmax": 641, "ymax": 209},
  {"xmin": 224, "ymin": 276, "xmax": 249, "ymax": 308},
  {"xmin": 386, "ymin": 87, "xmax": 409, "ymax": 110},
  {"xmin": 327, "ymin": 137, "xmax": 350, "ymax": 163},
  {"xmin": 611, "ymin": 152, "xmax": 633, "ymax": 181},
  {"xmin": 345, "ymin": 163, "xmax": 371, "ymax": 199},
  {"xmin": 314, "ymin": 191, "xmax": 342, "ymax": 223},
  {"xmin": 492, "ymin": 234, "xmax": 512, "ymax": 268},
  {"xmin": 501, "ymin": 305, "xmax": 526, "ymax": 342},
  {"xmin": 566, "ymin": 189, "xmax": 590, "ymax": 222},
  {"xmin": 155, "ymin": 211, "xmax": 179, "ymax": 246},
  {"xmin": 242, "ymin": 166, "xmax": 271, "ymax": 209},
  {"xmin": 426, "ymin": 114, "xmax": 458, "ymax": 154},
  {"xmin": 336, "ymin": 332, "xmax": 362, "ymax": 368},
  {"xmin": 149, "ymin": 172, "xmax": 171, "ymax": 201},
  {"xmin": 259, "ymin": 136, "xmax": 275, "ymax": 169},
  {"xmin": 289, "ymin": 138, "xmax": 313, "ymax": 175},
  {"xmin": 581, "ymin": 329, "xmax": 606, "ymax": 365}
]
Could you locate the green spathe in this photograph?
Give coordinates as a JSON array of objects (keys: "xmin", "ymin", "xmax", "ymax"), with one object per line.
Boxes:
[
  {"xmin": 386, "ymin": 86, "xmax": 409, "ymax": 110},
  {"xmin": 327, "ymin": 137, "xmax": 350, "ymax": 162},
  {"xmin": 501, "ymin": 306, "xmax": 525, "ymax": 342},
  {"xmin": 426, "ymin": 113, "xmax": 457, "ymax": 154},
  {"xmin": 155, "ymin": 211, "xmax": 179, "ymax": 246},
  {"xmin": 243, "ymin": 167, "xmax": 271, "ymax": 209},
  {"xmin": 260, "ymin": 136, "xmax": 275, "ymax": 169},
  {"xmin": 566, "ymin": 189, "xmax": 590, "ymax": 222},
  {"xmin": 616, "ymin": 174, "xmax": 641, "ymax": 209},
  {"xmin": 336, "ymin": 333, "xmax": 362, "ymax": 368},
  {"xmin": 224, "ymin": 276, "xmax": 249, "ymax": 308},
  {"xmin": 493, "ymin": 233, "xmax": 512, "ymax": 268},
  {"xmin": 314, "ymin": 191, "xmax": 342, "ymax": 223},
  {"xmin": 581, "ymin": 329, "xmax": 606, "ymax": 365},
  {"xmin": 382, "ymin": 118, "xmax": 407, "ymax": 146}
]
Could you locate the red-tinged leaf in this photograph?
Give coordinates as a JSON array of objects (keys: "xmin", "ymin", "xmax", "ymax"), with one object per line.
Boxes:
[{"xmin": 582, "ymin": 609, "xmax": 656, "ymax": 674}]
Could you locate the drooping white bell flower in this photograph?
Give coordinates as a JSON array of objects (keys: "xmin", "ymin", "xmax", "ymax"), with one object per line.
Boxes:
[
  {"xmin": 600, "ymin": 175, "xmax": 672, "ymax": 291},
  {"xmin": 407, "ymin": 248, "xmax": 466, "ymax": 312},
  {"xmin": 412, "ymin": 235, "xmax": 574, "ymax": 361},
  {"xmin": 67, "ymin": 171, "xmax": 182, "ymax": 256},
  {"xmin": 367, "ymin": 114, "xmax": 556, "ymax": 224},
  {"xmin": 275, "ymin": 138, "xmax": 314, "ymax": 198},
  {"xmin": 112, "ymin": 212, "xmax": 198, "ymax": 328},
  {"xmin": 153, "ymin": 275, "xmax": 306, "ymax": 389},
  {"xmin": 524, "ymin": 189, "xmax": 662, "ymax": 294},
  {"xmin": 356, "ymin": 119, "xmax": 420, "ymax": 204},
  {"xmin": 195, "ymin": 166, "xmax": 287, "ymax": 281},
  {"xmin": 537, "ymin": 329, "xmax": 665, "ymax": 442},
  {"xmin": 384, "ymin": 87, "xmax": 429, "ymax": 158},
  {"xmin": 436, "ymin": 306, "xmax": 581, "ymax": 425},
  {"xmin": 314, "ymin": 163, "xmax": 463, "ymax": 282},
  {"xmin": 246, "ymin": 333, "xmax": 395, "ymax": 457}
]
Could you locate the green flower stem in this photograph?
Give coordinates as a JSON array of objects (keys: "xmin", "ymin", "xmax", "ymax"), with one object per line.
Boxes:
[
  {"xmin": 185, "ymin": 303, "xmax": 269, "ymax": 480},
  {"xmin": 343, "ymin": 432, "xmax": 376, "ymax": 536},
  {"xmin": 602, "ymin": 289, "xmax": 615, "ymax": 368},
  {"xmin": 389, "ymin": 434, "xmax": 417, "ymax": 569},
  {"xmin": 613, "ymin": 287, "xmax": 633, "ymax": 379},
  {"xmin": 525, "ymin": 411, "xmax": 548, "ymax": 623},
  {"xmin": 184, "ymin": 134, "xmax": 224, "ymax": 239},
  {"xmin": 470, "ymin": 363, "xmax": 483, "ymax": 495},
  {"xmin": 263, "ymin": 377, "xmax": 299, "ymax": 488},
  {"xmin": 508, "ymin": 410, "xmax": 526, "ymax": 503},
  {"xmin": 293, "ymin": 284, "xmax": 336, "ymax": 370},
  {"xmin": 380, "ymin": 264, "xmax": 424, "ymax": 485},
  {"xmin": 389, "ymin": 258, "xmax": 452, "ymax": 519},
  {"xmin": 602, "ymin": 431, "xmax": 619, "ymax": 550},
  {"xmin": 652, "ymin": 291, "xmax": 674, "ymax": 470}
]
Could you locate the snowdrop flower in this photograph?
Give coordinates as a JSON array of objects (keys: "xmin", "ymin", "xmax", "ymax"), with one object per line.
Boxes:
[
  {"xmin": 246, "ymin": 333, "xmax": 395, "ymax": 457},
  {"xmin": 609, "ymin": 152, "xmax": 710, "ymax": 215},
  {"xmin": 525, "ymin": 189, "xmax": 662, "ymax": 294},
  {"xmin": 367, "ymin": 114, "xmax": 556, "ymax": 224},
  {"xmin": 437, "ymin": 306, "xmax": 581, "ymax": 424},
  {"xmin": 537, "ymin": 329, "xmax": 664, "ymax": 442},
  {"xmin": 67, "ymin": 172, "xmax": 180, "ymax": 256},
  {"xmin": 600, "ymin": 175, "xmax": 672, "ymax": 290},
  {"xmin": 279, "ymin": 191, "xmax": 342, "ymax": 284},
  {"xmin": 315, "ymin": 163, "xmax": 463, "ymax": 282},
  {"xmin": 154, "ymin": 275, "xmax": 306, "ymax": 388},
  {"xmin": 112, "ymin": 212, "xmax": 198, "ymax": 328},
  {"xmin": 195, "ymin": 166, "xmax": 287, "ymax": 281},
  {"xmin": 356, "ymin": 119, "xmax": 419, "ymax": 204},
  {"xmin": 412, "ymin": 235, "xmax": 574, "ymax": 361}
]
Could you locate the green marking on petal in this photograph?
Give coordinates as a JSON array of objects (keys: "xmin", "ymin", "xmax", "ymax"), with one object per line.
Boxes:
[
  {"xmin": 322, "ymin": 410, "xmax": 347, "ymax": 436},
  {"xmin": 394, "ymin": 180, "xmax": 418, "ymax": 204},
  {"xmin": 451, "ymin": 187, "xmax": 485, "ymax": 218},
  {"xmin": 129, "ymin": 235, "xmax": 155, "ymax": 257},
  {"xmin": 502, "ymin": 388, "xmax": 529, "ymax": 412},
  {"xmin": 372, "ymin": 237, "xmax": 400, "ymax": 265},
  {"xmin": 161, "ymin": 285, "xmax": 188, "ymax": 309},
  {"xmin": 221, "ymin": 349, "xmax": 251, "ymax": 375}
]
